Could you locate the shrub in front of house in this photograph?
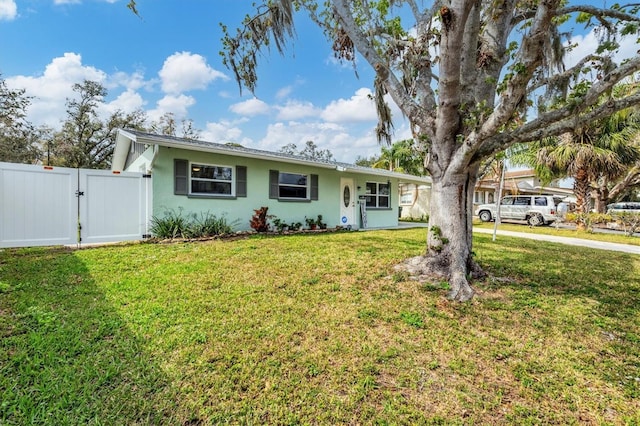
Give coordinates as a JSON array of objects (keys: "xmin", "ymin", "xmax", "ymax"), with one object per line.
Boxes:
[
  {"xmin": 250, "ymin": 207, "xmax": 271, "ymax": 232},
  {"xmin": 187, "ymin": 212, "xmax": 235, "ymax": 237},
  {"xmin": 150, "ymin": 209, "xmax": 190, "ymax": 239},
  {"xmin": 150, "ymin": 209, "xmax": 234, "ymax": 239}
]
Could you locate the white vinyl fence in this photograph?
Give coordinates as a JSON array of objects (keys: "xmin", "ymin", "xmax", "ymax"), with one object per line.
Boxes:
[{"xmin": 0, "ymin": 162, "xmax": 151, "ymax": 248}]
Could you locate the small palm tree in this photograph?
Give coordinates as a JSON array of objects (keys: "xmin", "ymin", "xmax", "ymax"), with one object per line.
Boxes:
[
  {"xmin": 539, "ymin": 111, "xmax": 639, "ymax": 214},
  {"xmin": 371, "ymin": 139, "xmax": 425, "ymax": 176},
  {"xmin": 511, "ymin": 85, "xmax": 640, "ymax": 226}
]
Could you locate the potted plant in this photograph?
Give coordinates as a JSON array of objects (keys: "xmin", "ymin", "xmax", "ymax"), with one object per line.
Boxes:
[
  {"xmin": 317, "ymin": 214, "xmax": 327, "ymax": 230},
  {"xmin": 272, "ymin": 217, "xmax": 288, "ymax": 233},
  {"xmin": 305, "ymin": 216, "xmax": 317, "ymax": 230}
]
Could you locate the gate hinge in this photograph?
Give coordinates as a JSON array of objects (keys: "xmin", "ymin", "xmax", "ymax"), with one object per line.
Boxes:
[
  {"xmin": 75, "ymin": 190, "xmax": 85, "ymax": 197},
  {"xmin": 142, "ymin": 234, "xmax": 152, "ymax": 239},
  {"xmin": 142, "ymin": 174, "xmax": 152, "ymax": 179}
]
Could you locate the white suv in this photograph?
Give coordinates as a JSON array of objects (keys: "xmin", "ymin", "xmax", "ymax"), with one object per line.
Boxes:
[{"xmin": 475, "ymin": 195, "xmax": 563, "ymax": 226}]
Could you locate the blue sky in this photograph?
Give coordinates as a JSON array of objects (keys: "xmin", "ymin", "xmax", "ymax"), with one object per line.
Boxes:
[
  {"xmin": 1, "ymin": 1, "xmax": 636, "ymax": 163},
  {"xmin": 0, "ymin": 0, "xmax": 401, "ymax": 162}
]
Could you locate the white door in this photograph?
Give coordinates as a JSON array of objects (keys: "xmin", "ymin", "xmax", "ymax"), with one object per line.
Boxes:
[{"xmin": 339, "ymin": 178, "xmax": 356, "ymax": 228}]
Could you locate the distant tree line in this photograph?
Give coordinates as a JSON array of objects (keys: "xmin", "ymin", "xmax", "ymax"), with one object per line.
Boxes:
[
  {"xmin": 279, "ymin": 141, "xmax": 334, "ymax": 162},
  {"xmin": 0, "ymin": 75, "xmax": 200, "ymax": 169}
]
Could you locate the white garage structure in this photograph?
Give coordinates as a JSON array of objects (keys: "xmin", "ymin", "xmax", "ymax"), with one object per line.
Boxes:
[{"xmin": 0, "ymin": 162, "xmax": 151, "ymax": 248}]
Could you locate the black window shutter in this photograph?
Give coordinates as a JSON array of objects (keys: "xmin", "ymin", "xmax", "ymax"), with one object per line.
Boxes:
[
  {"xmin": 236, "ymin": 165, "xmax": 247, "ymax": 197},
  {"xmin": 388, "ymin": 182, "xmax": 392, "ymax": 208},
  {"xmin": 174, "ymin": 159, "xmax": 188, "ymax": 195},
  {"xmin": 310, "ymin": 174, "xmax": 319, "ymax": 200},
  {"xmin": 269, "ymin": 170, "xmax": 279, "ymax": 199}
]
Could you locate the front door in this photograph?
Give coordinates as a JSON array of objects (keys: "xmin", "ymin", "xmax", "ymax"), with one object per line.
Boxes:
[{"xmin": 339, "ymin": 178, "xmax": 356, "ymax": 228}]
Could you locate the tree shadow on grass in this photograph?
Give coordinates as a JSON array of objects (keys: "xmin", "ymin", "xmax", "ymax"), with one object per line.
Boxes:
[
  {"xmin": 474, "ymin": 233, "xmax": 640, "ymax": 321},
  {"xmin": 474, "ymin": 234, "xmax": 640, "ymax": 406},
  {"xmin": 0, "ymin": 247, "xmax": 182, "ymax": 424}
]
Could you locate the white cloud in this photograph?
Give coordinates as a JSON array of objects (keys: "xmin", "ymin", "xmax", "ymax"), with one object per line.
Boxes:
[
  {"xmin": 275, "ymin": 85, "xmax": 294, "ymax": 99},
  {"xmin": 103, "ymin": 89, "xmax": 146, "ymax": 116},
  {"xmin": 256, "ymin": 121, "xmax": 381, "ymax": 162},
  {"xmin": 0, "ymin": 0, "xmax": 17, "ymax": 20},
  {"xmin": 229, "ymin": 97, "xmax": 270, "ymax": 116},
  {"xmin": 108, "ymin": 70, "xmax": 150, "ymax": 92},
  {"xmin": 320, "ymin": 88, "xmax": 377, "ymax": 123},
  {"xmin": 275, "ymin": 100, "xmax": 321, "ymax": 120},
  {"xmin": 159, "ymin": 52, "xmax": 228, "ymax": 94},
  {"xmin": 6, "ymin": 53, "xmax": 107, "ymax": 128},
  {"xmin": 147, "ymin": 94, "xmax": 196, "ymax": 122},
  {"xmin": 565, "ymin": 31, "xmax": 639, "ymax": 70},
  {"xmin": 201, "ymin": 119, "xmax": 253, "ymax": 145},
  {"xmin": 218, "ymin": 90, "xmax": 235, "ymax": 99},
  {"xmin": 275, "ymin": 77, "xmax": 305, "ymax": 100}
]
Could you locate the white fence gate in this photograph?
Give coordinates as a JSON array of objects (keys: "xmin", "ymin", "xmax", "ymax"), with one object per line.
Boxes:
[{"xmin": 0, "ymin": 162, "xmax": 151, "ymax": 248}]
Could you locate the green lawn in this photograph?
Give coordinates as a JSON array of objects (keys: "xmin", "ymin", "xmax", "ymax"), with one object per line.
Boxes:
[
  {"xmin": 1, "ymin": 230, "xmax": 639, "ymax": 424},
  {"xmin": 474, "ymin": 220, "xmax": 640, "ymax": 246}
]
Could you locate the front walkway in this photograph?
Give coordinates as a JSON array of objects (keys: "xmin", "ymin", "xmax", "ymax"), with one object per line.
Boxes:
[{"xmin": 394, "ymin": 221, "xmax": 640, "ymax": 255}]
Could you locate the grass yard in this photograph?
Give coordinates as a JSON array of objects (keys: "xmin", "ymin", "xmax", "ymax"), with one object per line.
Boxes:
[
  {"xmin": 1, "ymin": 229, "xmax": 639, "ymax": 424},
  {"xmin": 474, "ymin": 220, "xmax": 640, "ymax": 246}
]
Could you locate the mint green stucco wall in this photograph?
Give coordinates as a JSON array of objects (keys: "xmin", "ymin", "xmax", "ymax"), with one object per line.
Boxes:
[{"xmin": 151, "ymin": 146, "xmax": 399, "ymax": 230}]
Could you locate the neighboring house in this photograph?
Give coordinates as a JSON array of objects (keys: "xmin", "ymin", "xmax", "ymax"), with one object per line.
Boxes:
[
  {"xmin": 474, "ymin": 169, "xmax": 574, "ymax": 209},
  {"xmin": 111, "ymin": 129, "xmax": 432, "ymax": 231},
  {"xmin": 399, "ymin": 183, "xmax": 431, "ymax": 220}
]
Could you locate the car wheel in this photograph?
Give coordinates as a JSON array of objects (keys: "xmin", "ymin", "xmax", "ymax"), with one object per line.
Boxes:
[
  {"xmin": 479, "ymin": 210, "xmax": 492, "ymax": 222},
  {"xmin": 527, "ymin": 213, "xmax": 544, "ymax": 226}
]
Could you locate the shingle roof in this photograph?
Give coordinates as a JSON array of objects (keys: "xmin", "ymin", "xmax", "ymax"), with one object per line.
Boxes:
[{"xmin": 113, "ymin": 129, "xmax": 432, "ymax": 185}]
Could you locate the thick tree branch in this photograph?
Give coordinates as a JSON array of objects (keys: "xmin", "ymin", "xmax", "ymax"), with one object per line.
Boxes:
[
  {"xmin": 608, "ymin": 164, "xmax": 640, "ymax": 201},
  {"xmin": 476, "ymin": 0, "xmax": 560, "ymax": 142},
  {"xmin": 512, "ymin": 4, "xmax": 640, "ymax": 26},
  {"xmin": 333, "ymin": 0, "xmax": 431, "ymax": 142},
  {"xmin": 476, "ymin": 42, "xmax": 640, "ymax": 158},
  {"xmin": 484, "ymin": 91, "xmax": 640, "ymax": 154},
  {"xmin": 528, "ymin": 54, "xmax": 606, "ymax": 92}
]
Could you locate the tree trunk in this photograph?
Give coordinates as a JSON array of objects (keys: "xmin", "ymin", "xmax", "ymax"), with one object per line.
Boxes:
[
  {"xmin": 574, "ymin": 169, "xmax": 591, "ymax": 214},
  {"xmin": 593, "ymin": 182, "xmax": 609, "ymax": 214},
  {"xmin": 396, "ymin": 167, "xmax": 483, "ymax": 302},
  {"xmin": 573, "ymin": 168, "xmax": 591, "ymax": 230}
]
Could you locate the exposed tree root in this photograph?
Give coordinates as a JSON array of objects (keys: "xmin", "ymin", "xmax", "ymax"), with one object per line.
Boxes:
[{"xmin": 394, "ymin": 254, "xmax": 485, "ymax": 302}]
